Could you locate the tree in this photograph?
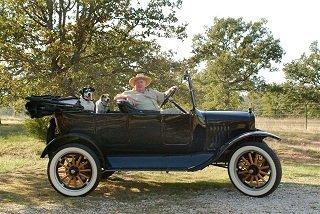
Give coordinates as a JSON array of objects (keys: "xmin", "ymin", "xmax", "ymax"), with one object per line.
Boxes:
[
  {"xmin": 191, "ymin": 17, "xmax": 284, "ymax": 109},
  {"xmin": 283, "ymin": 41, "xmax": 320, "ymax": 104},
  {"xmin": 0, "ymin": 0, "xmax": 186, "ymax": 103}
]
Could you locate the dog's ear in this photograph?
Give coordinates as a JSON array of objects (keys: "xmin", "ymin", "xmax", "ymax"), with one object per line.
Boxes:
[{"xmin": 79, "ymin": 88, "xmax": 84, "ymax": 95}]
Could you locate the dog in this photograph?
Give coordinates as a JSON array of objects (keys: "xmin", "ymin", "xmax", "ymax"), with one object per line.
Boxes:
[
  {"xmin": 79, "ymin": 87, "xmax": 95, "ymax": 111},
  {"xmin": 95, "ymin": 94, "xmax": 111, "ymax": 114}
]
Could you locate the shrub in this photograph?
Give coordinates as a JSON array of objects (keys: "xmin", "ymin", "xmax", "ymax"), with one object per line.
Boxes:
[{"xmin": 24, "ymin": 117, "xmax": 50, "ymax": 141}]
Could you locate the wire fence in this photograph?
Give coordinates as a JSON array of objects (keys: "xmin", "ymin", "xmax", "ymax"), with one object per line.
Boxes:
[
  {"xmin": 253, "ymin": 102, "xmax": 320, "ymax": 133},
  {"xmin": 1, "ymin": 104, "xmax": 320, "ymax": 132},
  {"xmin": 256, "ymin": 117, "xmax": 320, "ymax": 133}
]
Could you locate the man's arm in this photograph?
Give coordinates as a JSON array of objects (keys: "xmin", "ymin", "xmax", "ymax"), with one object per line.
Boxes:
[
  {"xmin": 164, "ymin": 86, "xmax": 178, "ymax": 96},
  {"xmin": 154, "ymin": 86, "xmax": 178, "ymax": 105},
  {"xmin": 114, "ymin": 93, "xmax": 135, "ymax": 105}
]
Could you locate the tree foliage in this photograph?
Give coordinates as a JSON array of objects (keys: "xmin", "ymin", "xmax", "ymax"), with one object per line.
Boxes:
[
  {"xmin": 191, "ymin": 17, "xmax": 284, "ymax": 109},
  {"xmin": 283, "ymin": 41, "xmax": 320, "ymax": 104},
  {"xmin": 0, "ymin": 0, "xmax": 186, "ymax": 106}
]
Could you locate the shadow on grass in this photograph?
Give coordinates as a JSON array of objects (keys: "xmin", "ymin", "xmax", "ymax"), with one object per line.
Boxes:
[
  {"xmin": 0, "ymin": 124, "xmax": 27, "ymax": 138},
  {"xmin": 1, "ymin": 169, "xmax": 320, "ymax": 208},
  {"xmin": 0, "ymin": 170, "xmax": 233, "ymax": 207},
  {"xmin": 96, "ymin": 174, "xmax": 233, "ymax": 202}
]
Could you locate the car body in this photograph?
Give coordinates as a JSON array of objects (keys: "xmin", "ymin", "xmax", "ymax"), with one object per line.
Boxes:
[{"xmin": 26, "ymin": 73, "xmax": 282, "ymax": 197}]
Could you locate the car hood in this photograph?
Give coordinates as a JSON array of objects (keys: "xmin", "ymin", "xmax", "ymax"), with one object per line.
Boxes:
[{"xmin": 198, "ymin": 110, "xmax": 255, "ymax": 123}]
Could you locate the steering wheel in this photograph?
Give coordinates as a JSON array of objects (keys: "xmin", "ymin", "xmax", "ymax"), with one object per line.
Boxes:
[{"xmin": 160, "ymin": 87, "xmax": 178, "ymax": 108}]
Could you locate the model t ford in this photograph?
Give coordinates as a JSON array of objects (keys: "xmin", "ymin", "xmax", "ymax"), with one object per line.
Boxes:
[{"xmin": 25, "ymin": 72, "xmax": 282, "ymax": 197}]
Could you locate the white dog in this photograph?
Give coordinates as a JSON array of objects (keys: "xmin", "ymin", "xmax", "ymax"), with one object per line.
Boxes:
[
  {"xmin": 95, "ymin": 94, "xmax": 111, "ymax": 113},
  {"xmin": 79, "ymin": 87, "xmax": 95, "ymax": 112}
]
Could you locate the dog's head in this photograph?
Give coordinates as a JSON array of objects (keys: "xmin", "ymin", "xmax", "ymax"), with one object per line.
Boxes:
[
  {"xmin": 79, "ymin": 87, "xmax": 95, "ymax": 101},
  {"xmin": 100, "ymin": 94, "xmax": 111, "ymax": 104}
]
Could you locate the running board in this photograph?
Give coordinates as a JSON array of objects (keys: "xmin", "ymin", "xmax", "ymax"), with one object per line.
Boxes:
[{"xmin": 106, "ymin": 153, "xmax": 213, "ymax": 171}]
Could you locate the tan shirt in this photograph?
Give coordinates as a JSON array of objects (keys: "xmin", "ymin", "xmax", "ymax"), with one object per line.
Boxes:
[{"xmin": 122, "ymin": 89, "xmax": 165, "ymax": 111}]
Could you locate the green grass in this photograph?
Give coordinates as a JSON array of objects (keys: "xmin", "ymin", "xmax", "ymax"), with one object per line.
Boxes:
[
  {"xmin": 0, "ymin": 123, "xmax": 46, "ymax": 174},
  {"xmin": 0, "ymin": 120, "xmax": 319, "ymax": 208}
]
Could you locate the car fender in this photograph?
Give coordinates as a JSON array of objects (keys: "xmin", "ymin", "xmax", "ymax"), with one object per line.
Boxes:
[
  {"xmin": 189, "ymin": 130, "xmax": 280, "ymax": 171},
  {"xmin": 215, "ymin": 130, "xmax": 281, "ymax": 160},
  {"xmin": 41, "ymin": 133, "xmax": 105, "ymax": 168}
]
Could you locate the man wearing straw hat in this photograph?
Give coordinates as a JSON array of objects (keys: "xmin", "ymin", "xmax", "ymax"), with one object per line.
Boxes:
[{"xmin": 114, "ymin": 73, "xmax": 180, "ymax": 114}]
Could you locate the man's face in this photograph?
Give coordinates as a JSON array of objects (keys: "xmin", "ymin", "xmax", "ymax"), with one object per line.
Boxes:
[{"xmin": 134, "ymin": 78, "xmax": 147, "ymax": 92}]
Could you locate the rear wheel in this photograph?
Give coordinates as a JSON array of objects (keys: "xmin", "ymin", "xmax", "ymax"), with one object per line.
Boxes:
[
  {"xmin": 228, "ymin": 141, "xmax": 282, "ymax": 197},
  {"xmin": 47, "ymin": 144, "xmax": 101, "ymax": 196}
]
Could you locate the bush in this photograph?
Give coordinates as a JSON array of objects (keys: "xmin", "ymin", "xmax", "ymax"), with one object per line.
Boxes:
[{"xmin": 24, "ymin": 117, "xmax": 51, "ymax": 141}]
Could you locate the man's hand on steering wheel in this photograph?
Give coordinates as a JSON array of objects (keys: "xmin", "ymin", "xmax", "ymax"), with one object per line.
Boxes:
[{"xmin": 160, "ymin": 86, "xmax": 178, "ymax": 108}]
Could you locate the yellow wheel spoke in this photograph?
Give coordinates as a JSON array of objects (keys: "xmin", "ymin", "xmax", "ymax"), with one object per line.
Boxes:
[
  {"xmin": 61, "ymin": 174, "xmax": 69, "ymax": 181},
  {"xmin": 79, "ymin": 161, "xmax": 89, "ymax": 169},
  {"xmin": 249, "ymin": 176, "xmax": 254, "ymax": 187},
  {"xmin": 241, "ymin": 157, "xmax": 250, "ymax": 166},
  {"xmin": 243, "ymin": 174, "xmax": 251, "ymax": 182},
  {"xmin": 76, "ymin": 155, "xmax": 83, "ymax": 167},
  {"xmin": 65, "ymin": 158, "xmax": 72, "ymax": 167},
  {"xmin": 258, "ymin": 158, "xmax": 265, "ymax": 167},
  {"xmin": 79, "ymin": 169, "xmax": 92, "ymax": 172},
  {"xmin": 58, "ymin": 168, "xmax": 67, "ymax": 173},
  {"xmin": 69, "ymin": 177, "xmax": 77, "ymax": 187},
  {"xmin": 67, "ymin": 177, "xmax": 73, "ymax": 186},
  {"xmin": 76, "ymin": 175, "xmax": 84, "ymax": 186},
  {"xmin": 67, "ymin": 154, "xmax": 75, "ymax": 166},
  {"xmin": 258, "ymin": 174, "xmax": 266, "ymax": 183},
  {"xmin": 79, "ymin": 173, "xmax": 89, "ymax": 180},
  {"xmin": 238, "ymin": 170, "xmax": 248, "ymax": 175},
  {"xmin": 259, "ymin": 170, "xmax": 268, "ymax": 175},
  {"xmin": 254, "ymin": 153, "xmax": 258, "ymax": 165},
  {"xmin": 260, "ymin": 166, "xmax": 270, "ymax": 170},
  {"xmin": 248, "ymin": 153, "xmax": 253, "ymax": 164},
  {"xmin": 254, "ymin": 176, "xmax": 260, "ymax": 187}
]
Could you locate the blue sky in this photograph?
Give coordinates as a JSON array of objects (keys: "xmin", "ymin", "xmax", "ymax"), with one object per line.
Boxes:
[{"xmin": 156, "ymin": 0, "xmax": 320, "ymax": 83}]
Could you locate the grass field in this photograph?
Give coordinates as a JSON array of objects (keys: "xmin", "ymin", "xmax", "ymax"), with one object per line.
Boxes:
[
  {"xmin": 257, "ymin": 117, "xmax": 320, "ymax": 133},
  {"xmin": 0, "ymin": 118, "xmax": 319, "ymax": 210}
]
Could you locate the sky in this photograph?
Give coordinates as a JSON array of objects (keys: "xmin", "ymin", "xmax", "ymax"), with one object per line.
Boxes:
[{"xmin": 156, "ymin": 0, "xmax": 320, "ymax": 83}]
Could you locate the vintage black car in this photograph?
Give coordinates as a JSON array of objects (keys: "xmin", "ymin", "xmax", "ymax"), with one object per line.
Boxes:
[{"xmin": 25, "ymin": 73, "xmax": 282, "ymax": 197}]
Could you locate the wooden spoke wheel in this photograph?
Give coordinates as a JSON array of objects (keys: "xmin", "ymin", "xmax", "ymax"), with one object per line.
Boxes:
[
  {"xmin": 48, "ymin": 144, "xmax": 101, "ymax": 196},
  {"xmin": 236, "ymin": 152, "xmax": 271, "ymax": 188},
  {"xmin": 56, "ymin": 153, "xmax": 93, "ymax": 190},
  {"xmin": 228, "ymin": 141, "xmax": 282, "ymax": 197}
]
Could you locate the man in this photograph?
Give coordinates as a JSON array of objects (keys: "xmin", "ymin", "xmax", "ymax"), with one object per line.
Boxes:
[{"xmin": 114, "ymin": 73, "xmax": 179, "ymax": 114}]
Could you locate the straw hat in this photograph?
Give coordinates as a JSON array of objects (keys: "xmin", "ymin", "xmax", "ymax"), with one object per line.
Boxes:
[{"xmin": 129, "ymin": 73, "xmax": 152, "ymax": 87}]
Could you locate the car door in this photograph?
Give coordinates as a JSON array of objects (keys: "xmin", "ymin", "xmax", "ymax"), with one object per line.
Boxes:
[
  {"xmin": 162, "ymin": 114, "xmax": 193, "ymax": 153},
  {"xmin": 128, "ymin": 112, "xmax": 163, "ymax": 152},
  {"xmin": 95, "ymin": 113, "xmax": 129, "ymax": 153}
]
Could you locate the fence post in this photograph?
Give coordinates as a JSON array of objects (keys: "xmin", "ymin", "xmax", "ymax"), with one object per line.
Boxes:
[{"xmin": 305, "ymin": 103, "xmax": 308, "ymax": 130}]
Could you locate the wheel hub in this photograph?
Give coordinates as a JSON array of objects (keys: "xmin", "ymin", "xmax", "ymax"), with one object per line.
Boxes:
[
  {"xmin": 248, "ymin": 165, "xmax": 259, "ymax": 175},
  {"xmin": 55, "ymin": 153, "xmax": 93, "ymax": 190},
  {"xmin": 235, "ymin": 151, "xmax": 272, "ymax": 188},
  {"xmin": 69, "ymin": 166, "xmax": 79, "ymax": 176}
]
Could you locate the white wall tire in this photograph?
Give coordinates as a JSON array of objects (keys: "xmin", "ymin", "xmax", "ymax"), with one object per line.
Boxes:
[
  {"xmin": 47, "ymin": 144, "xmax": 101, "ymax": 197},
  {"xmin": 228, "ymin": 142, "xmax": 282, "ymax": 197}
]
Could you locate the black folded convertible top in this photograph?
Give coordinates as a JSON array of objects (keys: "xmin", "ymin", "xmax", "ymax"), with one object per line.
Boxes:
[{"xmin": 25, "ymin": 95, "xmax": 83, "ymax": 118}]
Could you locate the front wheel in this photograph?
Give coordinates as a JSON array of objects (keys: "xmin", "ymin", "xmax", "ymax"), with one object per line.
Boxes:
[
  {"xmin": 47, "ymin": 144, "xmax": 101, "ymax": 196},
  {"xmin": 228, "ymin": 141, "xmax": 282, "ymax": 197}
]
